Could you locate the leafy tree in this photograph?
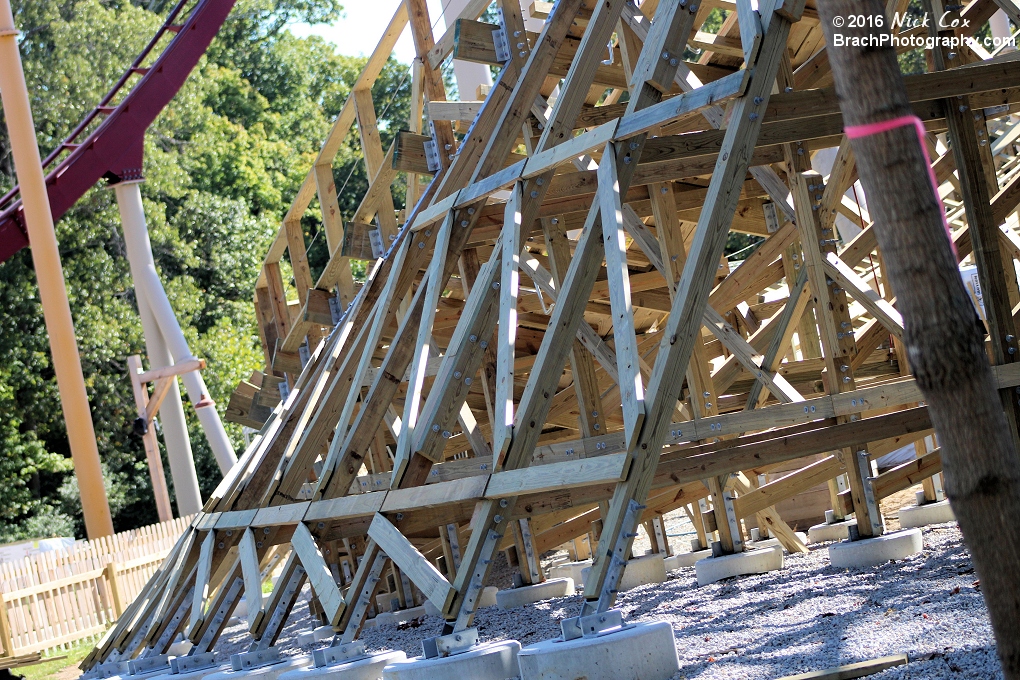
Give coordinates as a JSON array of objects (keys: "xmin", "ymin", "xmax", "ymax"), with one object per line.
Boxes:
[{"xmin": 0, "ymin": 0, "xmax": 410, "ymax": 537}]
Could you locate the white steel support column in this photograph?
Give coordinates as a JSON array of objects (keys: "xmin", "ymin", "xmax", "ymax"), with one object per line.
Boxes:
[{"xmin": 114, "ymin": 182, "xmax": 238, "ymax": 482}]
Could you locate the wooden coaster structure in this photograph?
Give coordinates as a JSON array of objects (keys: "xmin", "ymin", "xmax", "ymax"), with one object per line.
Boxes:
[{"xmin": 81, "ymin": 0, "xmax": 1020, "ymax": 670}]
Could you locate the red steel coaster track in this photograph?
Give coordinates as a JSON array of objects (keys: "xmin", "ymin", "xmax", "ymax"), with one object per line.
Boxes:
[{"xmin": 0, "ymin": 0, "xmax": 236, "ymax": 263}]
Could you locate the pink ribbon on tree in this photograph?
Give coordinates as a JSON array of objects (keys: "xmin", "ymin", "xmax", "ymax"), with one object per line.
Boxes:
[{"xmin": 844, "ymin": 114, "xmax": 957, "ymax": 257}]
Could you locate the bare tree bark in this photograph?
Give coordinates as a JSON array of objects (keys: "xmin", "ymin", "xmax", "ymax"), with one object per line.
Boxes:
[{"xmin": 817, "ymin": 1, "xmax": 1020, "ymax": 675}]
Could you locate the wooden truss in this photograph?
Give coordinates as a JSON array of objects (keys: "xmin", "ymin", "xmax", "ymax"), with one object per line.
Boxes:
[{"xmin": 85, "ymin": 0, "xmax": 1020, "ymax": 668}]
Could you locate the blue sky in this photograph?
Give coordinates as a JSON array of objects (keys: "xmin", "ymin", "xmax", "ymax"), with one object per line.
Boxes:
[{"xmin": 289, "ymin": 0, "xmax": 450, "ymax": 64}]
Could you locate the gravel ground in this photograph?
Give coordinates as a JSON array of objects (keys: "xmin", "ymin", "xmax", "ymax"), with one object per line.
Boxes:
[{"xmin": 213, "ymin": 521, "xmax": 999, "ymax": 679}]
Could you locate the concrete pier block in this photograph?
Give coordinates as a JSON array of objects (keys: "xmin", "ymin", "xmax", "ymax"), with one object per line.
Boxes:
[
  {"xmin": 665, "ymin": 550, "xmax": 712, "ymax": 570},
  {"xmin": 204, "ymin": 654, "xmax": 312, "ymax": 680},
  {"xmin": 296, "ymin": 625, "xmax": 335, "ymax": 647},
  {"xmin": 496, "ymin": 578, "xmax": 574, "ymax": 609},
  {"xmin": 382, "ymin": 641, "xmax": 521, "ymax": 680},
  {"xmin": 899, "ymin": 500, "xmax": 955, "ymax": 528},
  {"xmin": 279, "ymin": 652, "xmax": 406, "ymax": 680},
  {"xmin": 477, "ymin": 586, "xmax": 498, "ymax": 608},
  {"xmin": 808, "ymin": 519, "xmax": 857, "ymax": 543},
  {"xmin": 695, "ymin": 546, "xmax": 783, "ymax": 586},
  {"xmin": 373, "ymin": 605, "xmax": 429, "ymax": 627},
  {"xmin": 747, "ymin": 532, "xmax": 808, "ymax": 552},
  {"xmin": 547, "ymin": 560, "xmax": 591, "ymax": 586},
  {"xmin": 517, "ymin": 621, "xmax": 679, "ymax": 680},
  {"xmin": 829, "ymin": 528, "xmax": 923, "ymax": 568},
  {"xmin": 581, "ymin": 554, "xmax": 667, "ymax": 592}
]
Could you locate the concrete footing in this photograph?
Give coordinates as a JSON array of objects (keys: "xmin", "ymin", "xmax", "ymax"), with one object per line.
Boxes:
[
  {"xmin": 581, "ymin": 554, "xmax": 666, "ymax": 592},
  {"xmin": 477, "ymin": 586, "xmax": 499, "ymax": 608},
  {"xmin": 665, "ymin": 550, "xmax": 712, "ymax": 570},
  {"xmin": 279, "ymin": 652, "xmax": 406, "ymax": 680},
  {"xmin": 517, "ymin": 621, "xmax": 679, "ymax": 680},
  {"xmin": 547, "ymin": 560, "xmax": 591, "ymax": 586},
  {"xmin": 748, "ymin": 532, "xmax": 808, "ymax": 552},
  {"xmin": 808, "ymin": 519, "xmax": 857, "ymax": 543},
  {"xmin": 382, "ymin": 641, "xmax": 521, "ymax": 680},
  {"xmin": 204, "ymin": 655, "xmax": 312, "ymax": 680},
  {"xmin": 297, "ymin": 625, "xmax": 335, "ymax": 646},
  {"xmin": 829, "ymin": 528, "xmax": 923, "ymax": 568},
  {"xmin": 373, "ymin": 605, "xmax": 430, "ymax": 627},
  {"xmin": 496, "ymin": 578, "xmax": 574, "ymax": 609},
  {"xmin": 169, "ymin": 665, "xmax": 231, "ymax": 680},
  {"xmin": 695, "ymin": 546, "xmax": 783, "ymax": 586},
  {"xmin": 899, "ymin": 500, "xmax": 955, "ymax": 528}
]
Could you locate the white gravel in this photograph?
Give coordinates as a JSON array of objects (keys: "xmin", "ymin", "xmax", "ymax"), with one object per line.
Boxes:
[{"xmin": 213, "ymin": 522, "xmax": 1001, "ymax": 679}]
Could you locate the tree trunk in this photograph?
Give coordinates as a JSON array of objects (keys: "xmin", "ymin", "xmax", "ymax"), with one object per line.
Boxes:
[{"xmin": 817, "ymin": 1, "xmax": 1020, "ymax": 675}]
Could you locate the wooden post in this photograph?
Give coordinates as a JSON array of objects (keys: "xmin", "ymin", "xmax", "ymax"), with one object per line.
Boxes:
[
  {"xmin": 105, "ymin": 563, "xmax": 125, "ymax": 619},
  {"xmin": 817, "ymin": 0, "xmax": 1020, "ymax": 673},
  {"xmin": 0, "ymin": 0, "xmax": 114, "ymax": 539}
]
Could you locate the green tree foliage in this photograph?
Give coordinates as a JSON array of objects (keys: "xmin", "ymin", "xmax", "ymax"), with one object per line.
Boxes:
[{"xmin": 0, "ymin": 0, "xmax": 411, "ymax": 538}]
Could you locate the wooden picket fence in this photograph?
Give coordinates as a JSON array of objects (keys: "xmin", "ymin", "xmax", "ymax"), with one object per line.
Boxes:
[{"xmin": 0, "ymin": 515, "xmax": 192, "ymax": 658}]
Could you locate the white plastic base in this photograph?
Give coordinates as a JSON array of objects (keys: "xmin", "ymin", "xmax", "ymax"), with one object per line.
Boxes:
[
  {"xmin": 204, "ymin": 654, "xmax": 312, "ymax": 680},
  {"xmin": 517, "ymin": 621, "xmax": 679, "ymax": 680},
  {"xmin": 548, "ymin": 560, "xmax": 592, "ymax": 586},
  {"xmin": 278, "ymin": 652, "xmax": 406, "ymax": 680},
  {"xmin": 747, "ymin": 532, "xmax": 808, "ymax": 553},
  {"xmin": 297, "ymin": 625, "xmax": 335, "ymax": 646},
  {"xmin": 581, "ymin": 554, "xmax": 667, "ymax": 592},
  {"xmin": 382, "ymin": 641, "xmax": 521, "ymax": 680},
  {"xmin": 695, "ymin": 546, "xmax": 783, "ymax": 586},
  {"xmin": 899, "ymin": 500, "xmax": 956, "ymax": 528},
  {"xmin": 496, "ymin": 578, "xmax": 574, "ymax": 609},
  {"xmin": 665, "ymin": 550, "xmax": 712, "ymax": 570},
  {"xmin": 808, "ymin": 519, "xmax": 857, "ymax": 543},
  {"xmin": 829, "ymin": 528, "xmax": 923, "ymax": 568}
]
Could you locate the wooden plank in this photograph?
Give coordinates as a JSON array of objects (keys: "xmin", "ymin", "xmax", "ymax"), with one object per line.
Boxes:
[
  {"xmin": 494, "ymin": 184, "xmax": 524, "ymax": 460},
  {"xmin": 189, "ymin": 532, "xmax": 214, "ymax": 632},
  {"xmin": 776, "ymin": 654, "xmax": 909, "ymax": 680},
  {"xmin": 238, "ymin": 529, "xmax": 265, "ymax": 631},
  {"xmin": 598, "ymin": 143, "xmax": 645, "ymax": 449},
  {"xmin": 485, "ymin": 453, "xmax": 629, "ymax": 498},
  {"xmin": 822, "ymin": 253, "xmax": 904, "ymax": 338},
  {"xmin": 290, "ymin": 523, "xmax": 344, "ymax": 625},
  {"xmin": 367, "ymin": 514, "xmax": 455, "ymax": 612},
  {"xmin": 391, "ymin": 212, "xmax": 455, "ymax": 481}
]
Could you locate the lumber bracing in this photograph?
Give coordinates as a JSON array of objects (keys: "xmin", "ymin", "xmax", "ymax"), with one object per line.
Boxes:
[{"xmin": 82, "ymin": 0, "xmax": 1020, "ymax": 669}]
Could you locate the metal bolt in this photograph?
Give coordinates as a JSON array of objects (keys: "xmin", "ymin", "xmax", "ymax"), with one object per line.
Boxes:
[
  {"xmin": 469, "ymin": 334, "xmax": 478, "ymax": 342},
  {"xmin": 396, "ymin": 513, "xmax": 404, "ymax": 521},
  {"xmin": 661, "ymin": 51, "xmax": 669, "ymax": 59},
  {"xmin": 623, "ymin": 155, "xmax": 632, "ymax": 164},
  {"xmin": 536, "ymin": 177, "xmax": 544, "ymax": 185},
  {"xmin": 660, "ymin": 186, "xmax": 668, "ymax": 194},
  {"xmin": 500, "ymin": 499, "xmax": 509, "ymax": 507},
  {"xmin": 432, "ymin": 424, "xmax": 440, "ymax": 432},
  {"xmin": 442, "ymin": 430, "xmax": 451, "ymax": 438},
  {"xmin": 948, "ymin": 52, "xmax": 957, "ymax": 59},
  {"xmin": 551, "ymin": 218, "xmax": 559, "ymax": 224},
  {"xmin": 480, "ymin": 340, "xmax": 489, "ymax": 349},
  {"xmin": 494, "ymin": 515, "xmax": 503, "ymax": 523},
  {"xmin": 669, "ymin": 58, "xmax": 678, "ymax": 66},
  {"xmin": 797, "ymin": 148, "xmax": 805, "ymax": 155},
  {"xmin": 461, "ymin": 220, "xmax": 469, "ymax": 227},
  {"xmin": 492, "ymin": 281, "xmax": 500, "ymax": 290},
  {"xmin": 454, "ymin": 371, "xmax": 462, "ymax": 378},
  {"xmin": 531, "ymin": 190, "xmax": 539, "ymax": 198},
  {"xmin": 468, "ymin": 207, "xmax": 475, "ymax": 215},
  {"xmin": 1009, "ymin": 335, "xmax": 1016, "ymax": 342},
  {"xmin": 465, "ymin": 377, "xmax": 472, "ymax": 385},
  {"xmin": 753, "ymin": 96, "xmax": 763, "ymax": 105},
  {"xmin": 785, "ymin": 86, "xmax": 793, "ymax": 93},
  {"xmin": 749, "ymin": 112, "xmax": 759, "ymax": 121}
]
